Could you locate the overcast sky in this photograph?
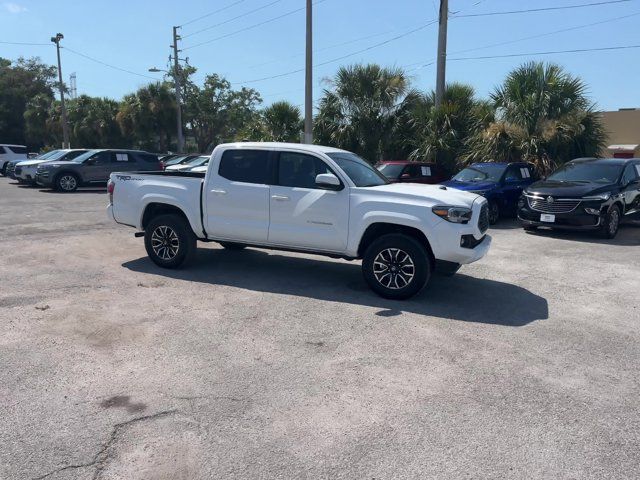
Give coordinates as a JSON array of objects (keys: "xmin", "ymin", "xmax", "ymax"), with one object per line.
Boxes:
[{"xmin": 1, "ymin": 0, "xmax": 639, "ymax": 111}]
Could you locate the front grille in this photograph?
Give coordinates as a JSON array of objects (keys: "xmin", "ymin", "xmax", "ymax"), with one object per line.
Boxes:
[
  {"xmin": 527, "ymin": 196, "xmax": 581, "ymax": 214},
  {"xmin": 478, "ymin": 203, "xmax": 489, "ymax": 233},
  {"xmin": 14, "ymin": 166, "xmax": 22, "ymax": 175}
]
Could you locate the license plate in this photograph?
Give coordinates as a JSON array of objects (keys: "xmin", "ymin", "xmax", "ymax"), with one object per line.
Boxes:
[{"xmin": 540, "ymin": 214, "xmax": 555, "ymax": 223}]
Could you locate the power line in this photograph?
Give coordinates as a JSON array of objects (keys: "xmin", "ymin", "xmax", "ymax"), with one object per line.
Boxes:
[
  {"xmin": 182, "ymin": 0, "xmax": 285, "ymax": 39},
  {"xmin": 0, "ymin": 40, "xmax": 50, "ymax": 46},
  {"xmin": 62, "ymin": 46, "xmax": 158, "ymax": 80},
  {"xmin": 453, "ymin": 0, "xmax": 631, "ymax": 18},
  {"xmin": 232, "ymin": 19, "xmax": 438, "ymax": 85},
  {"xmin": 183, "ymin": 0, "xmax": 328, "ymax": 51},
  {"xmin": 448, "ymin": 44, "xmax": 640, "ymax": 62},
  {"xmin": 180, "ymin": 0, "xmax": 246, "ymax": 27}
]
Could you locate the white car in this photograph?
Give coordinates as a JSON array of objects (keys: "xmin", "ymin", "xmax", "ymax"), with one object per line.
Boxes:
[
  {"xmin": 0, "ymin": 144, "xmax": 28, "ymax": 176},
  {"xmin": 108, "ymin": 143, "xmax": 491, "ymax": 299},
  {"xmin": 165, "ymin": 155, "xmax": 209, "ymax": 172},
  {"xmin": 16, "ymin": 149, "xmax": 88, "ymax": 184}
]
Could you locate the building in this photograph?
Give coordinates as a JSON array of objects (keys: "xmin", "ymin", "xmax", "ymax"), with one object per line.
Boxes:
[{"xmin": 599, "ymin": 108, "xmax": 640, "ymax": 158}]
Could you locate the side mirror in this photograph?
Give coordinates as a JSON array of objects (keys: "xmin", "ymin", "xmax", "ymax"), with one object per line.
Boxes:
[{"xmin": 315, "ymin": 173, "xmax": 342, "ymax": 190}]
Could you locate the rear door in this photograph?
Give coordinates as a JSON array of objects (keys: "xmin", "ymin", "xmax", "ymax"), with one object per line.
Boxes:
[
  {"xmin": 82, "ymin": 151, "xmax": 112, "ymax": 182},
  {"xmin": 205, "ymin": 149, "xmax": 272, "ymax": 243},
  {"xmin": 268, "ymin": 150, "xmax": 349, "ymax": 252}
]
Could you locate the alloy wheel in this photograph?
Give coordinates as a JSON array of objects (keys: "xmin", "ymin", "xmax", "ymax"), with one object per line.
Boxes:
[
  {"xmin": 373, "ymin": 248, "xmax": 415, "ymax": 290},
  {"xmin": 59, "ymin": 175, "xmax": 77, "ymax": 191},
  {"xmin": 151, "ymin": 226, "xmax": 180, "ymax": 260}
]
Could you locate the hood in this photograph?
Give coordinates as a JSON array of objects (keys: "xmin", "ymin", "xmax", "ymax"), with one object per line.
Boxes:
[
  {"xmin": 526, "ymin": 180, "xmax": 618, "ymax": 198},
  {"xmin": 360, "ymin": 182, "xmax": 480, "ymax": 208},
  {"xmin": 18, "ymin": 158, "xmax": 55, "ymax": 167},
  {"xmin": 442, "ymin": 179, "xmax": 498, "ymax": 192}
]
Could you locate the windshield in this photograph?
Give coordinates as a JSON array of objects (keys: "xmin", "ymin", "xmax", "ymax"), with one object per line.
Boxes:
[
  {"xmin": 326, "ymin": 152, "xmax": 389, "ymax": 187},
  {"xmin": 71, "ymin": 150, "xmax": 101, "ymax": 163},
  {"xmin": 453, "ymin": 164, "xmax": 506, "ymax": 183},
  {"xmin": 377, "ymin": 164, "xmax": 405, "ymax": 179},
  {"xmin": 45, "ymin": 150, "xmax": 71, "ymax": 161},
  {"xmin": 37, "ymin": 150, "xmax": 60, "ymax": 160},
  {"xmin": 186, "ymin": 156, "xmax": 209, "ymax": 166},
  {"xmin": 548, "ymin": 162, "xmax": 623, "ymax": 183}
]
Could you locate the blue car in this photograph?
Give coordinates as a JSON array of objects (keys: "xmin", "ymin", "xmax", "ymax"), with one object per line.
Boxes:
[{"xmin": 442, "ymin": 162, "xmax": 537, "ymax": 224}]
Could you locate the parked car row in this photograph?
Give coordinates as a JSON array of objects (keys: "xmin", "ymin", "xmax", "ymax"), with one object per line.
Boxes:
[
  {"xmin": 0, "ymin": 145, "xmax": 208, "ymax": 192},
  {"xmin": 376, "ymin": 157, "xmax": 640, "ymax": 239}
]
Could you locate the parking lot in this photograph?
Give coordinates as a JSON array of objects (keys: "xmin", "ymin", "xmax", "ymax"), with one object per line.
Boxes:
[{"xmin": 1, "ymin": 177, "xmax": 639, "ymax": 479}]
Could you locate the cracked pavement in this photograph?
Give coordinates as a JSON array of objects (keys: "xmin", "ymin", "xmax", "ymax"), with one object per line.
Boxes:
[{"xmin": 1, "ymin": 178, "xmax": 639, "ymax": 479}]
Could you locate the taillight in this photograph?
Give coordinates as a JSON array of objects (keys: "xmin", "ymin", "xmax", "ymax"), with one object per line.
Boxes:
[
  {"xmin": 107, "ymin": 180, "xmax": 115, "ymax": 204},
  {"xmin": 160, "ymin": 161, "xmax": 165, "ymax": 170}
]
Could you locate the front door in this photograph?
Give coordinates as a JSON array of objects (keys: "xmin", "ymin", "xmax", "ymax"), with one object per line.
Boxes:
[
  {"xmin": 621, "ymin": 163, "xmax": 640, "ymax": 220},
  {"xmin": 502, "ymin": 164, "xmax": 533, "ymax": 213},
  {"xmin": 268, "ymin": 151, "xmax": 349, "ymax": 252},
  {"xmin": 205, "ymin": 149, "xmax": 272, "ymax": 243}
]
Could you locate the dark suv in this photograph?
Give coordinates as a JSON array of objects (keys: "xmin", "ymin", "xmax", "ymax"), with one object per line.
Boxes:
[
  {"xmin": 36, "ymin": 149, "xmax": 161, "ymax": 192},
  {"xmin": 518, "ymin": 158, "xmax": 640, "ymax": 239},
  {"xmin": 377, "ymin": 161, "xmax": 449, "ymax": 184}
]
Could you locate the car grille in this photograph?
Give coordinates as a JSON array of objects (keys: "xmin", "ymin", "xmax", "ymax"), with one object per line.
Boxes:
[
  {"xmin": 14, "ymin": 166, "xmax": 22, "ymax": 175},
  {"xmin": 527, "ymin": 196, "xmax": 581, "ymax": 214},
  {"xmin": 478, "ymin": 203, "xmax": 489, "ymax": 233}
]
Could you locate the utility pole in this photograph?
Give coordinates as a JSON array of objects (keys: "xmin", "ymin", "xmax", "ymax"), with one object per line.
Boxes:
[
  {"xmin": 435, "ymin": 0, "xmax": 448, "ymax": 108},
  {"xmin": 304, "ymin": 0, "xmax": 313, "ymax": 144},
  {"xmin": 51, "ymin": 33, "xmax": 70, "ymax": 149},
  {"xmin": 172, "ymin": 26, "xmax": 185, "ymax": 152}
]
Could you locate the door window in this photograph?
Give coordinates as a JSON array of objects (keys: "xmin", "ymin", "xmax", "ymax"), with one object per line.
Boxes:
[
  {"xmin": 87, "ymin": 151, "xmax": 110, "ymax": 165},
  {"xmin": 402, "ymin": 165, "xmax": 420, "ymax": 178},
  {"xmin": 219, "ymin": 149, "xmax": 270, "ymax": 184},
  {"xmin": 420, "ymin": 165, "xmax": 433, "ymax": 177},
  {"xmin": 622, "ymin": 164, "xmax": 639, "ymax": 185},
  {"xmin": 504, "ymin": 165, "xmax": 525, "ymax": 182},
  {"xmin": 111, "ymin": 152, "xmax": 133, "ymax": 163},
  {"xmin": 9, "ymin": 146, "xmax": 27, "ymax": 154},
  {"xmin": 0, "ymin": 146, "xmax": 6, "ymax": 154},
  {"xmin": 277, "ymin": 152, "xmax": 336, "ymax": 189}
]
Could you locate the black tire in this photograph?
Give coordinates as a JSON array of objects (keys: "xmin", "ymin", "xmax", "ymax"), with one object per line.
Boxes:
[
  {"xmin": 362, "ymin": 233, "xmax": 430, "ymax": 300},
  {"xmin": 488, "ymin": 201, "xmax": 500, "ymax": 225},
  {"xmin": 144, "ymin": 214, "xmax": 197, "ymax": 269},
  {"xmin": 219, "ymin": 242, "xmax": 247, "ymax": 250},
  {"xmin": 1, "ymin": 163, "xmax": 7, "ymax": 176},
  {"xmin": 600, "ymin": 205, "xmax": 621, "ymax": 239},
  {"xmin": 55, "ymin": 172, "xmax": 80, "ymax": 192}
]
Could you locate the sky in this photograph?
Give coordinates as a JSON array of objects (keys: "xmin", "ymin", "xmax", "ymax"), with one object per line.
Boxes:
[{"xmin": 1, "ymin": 0, "xmax": 639, "ymax": 111}]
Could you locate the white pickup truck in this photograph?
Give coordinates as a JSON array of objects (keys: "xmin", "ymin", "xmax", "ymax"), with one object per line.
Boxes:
[{"xmin": 108, "ymin": 142, "xmax": 491, "ymax": 299}]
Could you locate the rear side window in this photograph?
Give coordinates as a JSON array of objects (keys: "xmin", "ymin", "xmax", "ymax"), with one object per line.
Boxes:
[
  {"xmin": 9, "ymin": 146, "xmax": 27, "ymax": 154},
  {"xmin": 219, "ymin": 150, "xmax": 270, "ymax": 184},
  {"xmin": 0, "ymin": 146, "xmax": 6, "ymax": 154},
  {"xmin": 277, "ymin": 152, "xmax": 336, "ymax": 189},
  {"xmin": 111, "ymin": 152, "xmax": 133, "ymax": 163},
  {"xmin": 136, "ymin": 153, "xmax": 160, "ymax": 164}
]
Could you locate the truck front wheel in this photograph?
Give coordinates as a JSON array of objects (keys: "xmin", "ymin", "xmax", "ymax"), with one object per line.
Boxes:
[
  {"xmin": 362, "ymin": 234, "xmax": 430, "ymax": 300},
  {"xmin": 144, "ymin": 214, "xmax": 197, "ymax": 269}
]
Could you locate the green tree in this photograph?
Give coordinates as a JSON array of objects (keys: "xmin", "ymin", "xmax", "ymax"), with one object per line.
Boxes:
[
  {"xmin": 314, "ymin": 64, "xmax": 412, "ymax": 164},
  {"xmin": 405, "ymin": 83, "xmax": 494, "ymax": 173},
  {"xmin": 469, "ymin": 62, "xmax": 606, "ymax": 174},
  {"xmin": 117, "ymin": 82, "xmax": 176, "ymax": 151},
  {"xmin": 0, "ymin": 57, "xmax": 57, "ymax": 148},
  {"xmin": 244, "ymin": 101, "xmax": 302, "ymax": 142},
  {"xmin": 24, "ymin": 93, "xmax": 54, "ymax": 150}
]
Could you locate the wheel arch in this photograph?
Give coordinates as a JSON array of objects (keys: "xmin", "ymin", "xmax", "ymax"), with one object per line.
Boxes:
[
  {"xmin": 357, "ymin": 222, "xmax": 435, "ymax": 267},
  {"xmin": 141, "ymin": 202, "xmax": 192, "ymax": 232}
]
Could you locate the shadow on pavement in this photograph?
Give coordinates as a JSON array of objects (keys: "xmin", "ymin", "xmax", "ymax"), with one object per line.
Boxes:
[
  {"xmin": 123, "ymin": 249, "xmax": 548, "ymax": 326},
  {"xmin": 525, "ymin": 222, "xmax": 640, "ymax": 246}
]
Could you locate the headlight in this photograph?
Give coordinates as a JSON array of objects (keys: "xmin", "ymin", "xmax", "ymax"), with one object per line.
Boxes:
[
  {"xmin": 582, "ymin": 192, "xmax": 611, "ymax": 201},
  {"xmin": 432, "ymin": 206, "xmax": 473, "ymax": 224}
]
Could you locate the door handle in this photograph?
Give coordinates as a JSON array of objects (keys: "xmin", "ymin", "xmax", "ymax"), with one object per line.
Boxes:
[
  {"xmin": 271, "ymin": 195, "xmax": 290, "ymax": 201},
  {"xmin": 210, "ymin": 189, "xmax": 227, "ymax": 195}
]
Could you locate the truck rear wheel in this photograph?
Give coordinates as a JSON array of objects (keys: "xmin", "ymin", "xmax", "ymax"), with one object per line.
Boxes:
[
  {"xmin": 362, "ymin": 234, "xmax": 430, "ymax": 300},
  {"xmin": 144, "ymin": 214, "xmax": 197, "ymax": 269}
]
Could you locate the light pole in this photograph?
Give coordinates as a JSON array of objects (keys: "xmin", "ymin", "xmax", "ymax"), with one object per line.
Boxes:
[
  {"xmin": 304, "ymin": 0, "xmax": 313, "ymax": 144},
  {"xmin": 51, "ymin": 33, "xmax": 70, "ymax": 149},
  {"xmin": 149, "ymin": 66, "xmax": 184, "ymax": 153}
]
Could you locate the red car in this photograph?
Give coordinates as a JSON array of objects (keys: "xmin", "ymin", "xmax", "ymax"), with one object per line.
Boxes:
[{"xmin": 377, "ymin": 161, "xmax": 449, "ymax": 184}]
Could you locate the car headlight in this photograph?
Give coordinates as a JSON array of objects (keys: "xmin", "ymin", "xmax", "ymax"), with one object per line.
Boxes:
[
  {"xmin": 583, "ymin": 192, "xmax": 611, "ymax": 201},
  {"xmin": 432, "ymin": 206, "xmax": 473, "ymax": 224}
]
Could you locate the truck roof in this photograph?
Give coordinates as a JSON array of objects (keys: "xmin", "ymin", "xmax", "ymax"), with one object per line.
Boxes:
[{"xmin": 217, "ymin": 142, "xmax": 351, "ymax": 155}]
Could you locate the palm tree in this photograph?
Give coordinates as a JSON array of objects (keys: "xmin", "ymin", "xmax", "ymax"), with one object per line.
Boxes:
[
  {"xmin": 314, "ymin": 64, "xmax": 412, "ymax": 164},
  {"xmin": 470, "ymin": 62, "xmax": 606, "ymax": 174},
  {"xmin": 405, "ymin": 83, "xmax": 493, "ymax": 174},
  {"xmin": 244, "ymin": 101, "xmax": 302, "ymax": 142}
]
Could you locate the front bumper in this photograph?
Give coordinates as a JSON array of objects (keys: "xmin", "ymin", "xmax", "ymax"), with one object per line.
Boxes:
[
  {"xmin": 518, "ymin": 206, "xmax": 602, "ymax": 230},
  {"xmin": 19, "ymin": 167, "xmax": 38, "ymax": 182},
  {"xmin": 35, "ymin": 172, "xmax": 54, "ymax": 187}
]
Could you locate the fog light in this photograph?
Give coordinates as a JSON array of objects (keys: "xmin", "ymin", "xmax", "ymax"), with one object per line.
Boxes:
[{"xmin": 585, "ymin": 208, "xmax": 600, "ymax": 215}]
